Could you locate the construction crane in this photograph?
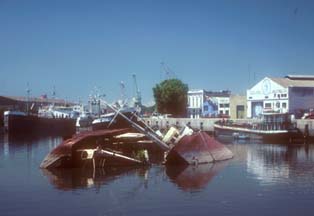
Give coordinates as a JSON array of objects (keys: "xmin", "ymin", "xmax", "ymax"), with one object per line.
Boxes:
[
  {"xmin": 132, "ymin": 74, "xmax": 142, "ymax": 109},
  {"xmin": 117, "ymin": 81, "xmax": 127, "ymax": 108},
  {"xmin": 160, "ymin": 61, "xmax": 176, "ymax": 80}
]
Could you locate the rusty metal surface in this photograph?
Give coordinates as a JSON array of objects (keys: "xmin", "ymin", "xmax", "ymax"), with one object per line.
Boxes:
[
  {"xmin": 40, "ymin": 128, "xmax": 130, "ymax": 168},
  {"xmin": 165, "ymin": 132, "xmax": 233, "ymax": 165},
  {"xmin": 51, "ymin": 128, "xmax": 130, "ymax": 155}
]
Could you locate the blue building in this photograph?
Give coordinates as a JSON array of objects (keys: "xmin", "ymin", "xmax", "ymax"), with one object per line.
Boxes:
[{"xmin": 187, "ymin": 89, "xmax": 231, "ymax": 118}]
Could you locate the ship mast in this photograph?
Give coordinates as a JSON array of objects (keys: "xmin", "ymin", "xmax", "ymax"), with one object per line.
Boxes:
[
  {"xmin": 52, "ymin": 85, "xmax": 56, "ymax": 107},
  {"xmin": 26, "ymin": 82, "xmax": 31, "ymax": 114},
  {"xmin": 132, "ymin": 74, "xmax": 142, "ymax": 109}
]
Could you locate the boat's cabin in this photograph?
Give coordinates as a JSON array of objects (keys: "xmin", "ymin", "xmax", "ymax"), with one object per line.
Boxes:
[{"xmin": 259, "ymin": 112, "xmax": 295, "ymax": 130}]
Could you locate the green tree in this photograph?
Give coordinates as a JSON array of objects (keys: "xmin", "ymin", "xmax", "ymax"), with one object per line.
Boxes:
[{"xmin": 153, "ymin": 79, "xmax": 188, "ymax": 117}]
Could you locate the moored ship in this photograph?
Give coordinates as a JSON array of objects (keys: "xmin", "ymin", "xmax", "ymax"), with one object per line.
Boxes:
[
  {"xmin": 214, "ymin": 112, "xmax": 304, "ymax": 143},
  {"xmin": 4, "ymin": 110, "xmax": 76, "ymax": 137}
]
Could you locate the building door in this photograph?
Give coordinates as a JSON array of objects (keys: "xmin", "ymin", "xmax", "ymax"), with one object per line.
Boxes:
[
  {"xmin": 251, "ymin": 101, "xmax": 263, "ymax": 118},
  {"xmin": 236, "ymin": 105, "xmax": 245, "ymax": 119}
]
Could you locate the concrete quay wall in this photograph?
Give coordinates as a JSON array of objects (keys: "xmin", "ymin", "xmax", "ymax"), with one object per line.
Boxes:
[
  {"xmin": 144, "ymin": 117, "xmax": 314, "ymax": 136},
  {"xmin": 143, "ymin": 118, "xmax": 256, "ymax": 132},
  {"xmin": 296, "ymin": 119, "xmax": 314, "ymax": 136}
]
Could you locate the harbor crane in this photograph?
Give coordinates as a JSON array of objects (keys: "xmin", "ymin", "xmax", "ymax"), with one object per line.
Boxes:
[{"xmin": 161, "ymin": 61, "xmax": 176, "ymax": 80}]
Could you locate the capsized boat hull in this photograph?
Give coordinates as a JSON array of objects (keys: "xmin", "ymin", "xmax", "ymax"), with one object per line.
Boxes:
[
  {"xmin": 165, "ymin": 132, "xmax": 233, "ymax": 165},
  {"xmin": 40, "ymin": 128, "xmax": 147, "ymax": 169}
]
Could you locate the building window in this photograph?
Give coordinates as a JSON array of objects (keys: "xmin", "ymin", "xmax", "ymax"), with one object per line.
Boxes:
[
  {"xmin": 280, "ymin": 94, "xmax": 287, "ymax": 98},
  {"xmin": 282, "ymin": 102, "xmax": 287, "ymax": 108},
  {"xmin": 276, "ymin": 102, "xmax": 280, "ymax": 108},
  {"xmin": 204, "ymin": 105, "xmax": 208, "ymax": 111},
  {"xmin": 265, "ymin": 103, "xmax": 271, "ymax": 108},
  {"xmin": 225, "ymin": 110, "xmax": 229, "ymax": 115},
  {"xmin": 219, "ymin": 103, "xmax": 229, "ymax": 108}
]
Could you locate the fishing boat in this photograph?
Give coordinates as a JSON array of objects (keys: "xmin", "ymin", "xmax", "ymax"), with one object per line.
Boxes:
[
  {"xmin": 214, "ymin": 112, "xmax": 304, "ymax": 142},
  {"xmin": 91, "ymin": 106, "xmax": 141, "ymax": 131}
]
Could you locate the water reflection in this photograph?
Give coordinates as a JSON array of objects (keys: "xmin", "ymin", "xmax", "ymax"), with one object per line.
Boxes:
[
  {"xmin": 42, "ymin": 167, "xmax": 149, "ymax": 191},
  {"xmin": 166, "ymin": 162, "xmax": 228, "ymax": 191},
  {"xmin": 0, "ymin": 134, "xmax": 62, "ymax": 160},
  {"xmin": 2, "ymin": 133, "xmax": 314, "ymax": 192},
  {"xmin": 224, "ymin": 137, "xmax": 314, "ymax": 186}
]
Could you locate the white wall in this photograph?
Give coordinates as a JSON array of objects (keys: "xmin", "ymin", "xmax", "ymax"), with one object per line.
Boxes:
[
  {"xmin": 187, "ymin": 90, "xmax": 204, "ymax": 118},
  {"xmin": 247, "ymin": 77, "xmax": 288, "ymax": 117}
]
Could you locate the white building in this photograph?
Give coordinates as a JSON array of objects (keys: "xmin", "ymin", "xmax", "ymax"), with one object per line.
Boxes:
[
  {"xmin": 187, "ymin": 89, "xmax": 204, "ymax": 119},
  {"xmin": 247, "ymin": 75, "xmax": 314, "ymax": 118},
  {"xmin": 187, "ymin": 89, "xmax": 231, "ymax": 118}
]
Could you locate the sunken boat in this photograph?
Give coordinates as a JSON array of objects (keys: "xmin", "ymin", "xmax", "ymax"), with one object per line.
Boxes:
[
  {"xmin": 40, "ymin": 128, "xmax": 150, "ymax": 169},
  {"xmin": 165, "ymin": 131, "xmax": 233, "ymax": 165},
  {"xmin": 214, "ymin": 112, "xmax": 304, "ymax": 143},
  {"xmin": 41, "ymin": 100, "xmax": 233, "ymax": 170}
]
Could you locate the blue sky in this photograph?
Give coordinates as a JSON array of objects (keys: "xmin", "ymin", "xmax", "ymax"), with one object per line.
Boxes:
[{"xmin": 1, "ymin": 0, "xmax": 314, "ymax": 105}]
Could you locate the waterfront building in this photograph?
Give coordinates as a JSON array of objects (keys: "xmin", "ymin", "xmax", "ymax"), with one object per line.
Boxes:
[
  {"xmin": 229, "ymin": 94, "xmax": 247, "ymax": 119},
  {"xmin": 187, "ymin": 89, "xmax": 231, "ymax": 118},
  {"xmin": 247, "ymin": 75, "xmax": 314, "ymax": 118}
]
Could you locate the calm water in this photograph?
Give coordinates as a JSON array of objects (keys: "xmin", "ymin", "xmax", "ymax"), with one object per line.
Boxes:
[{"xmin": 1, "ymin": 135, "xmax": 314, "ymax": 216}]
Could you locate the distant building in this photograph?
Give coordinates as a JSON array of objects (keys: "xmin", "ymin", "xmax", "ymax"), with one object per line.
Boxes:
[
  {"xmin": 187, "ymin": 89, "xmax": 231, "ymax": 118},
  {"xmin": 247, "ymin": 75, "xmax": 314, "ymax": 118},
  {"xmin": 229, "ymin": 95, "xmax": 247, "ymax": 119}
]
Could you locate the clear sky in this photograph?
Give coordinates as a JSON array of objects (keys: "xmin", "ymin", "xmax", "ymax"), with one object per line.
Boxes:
[{"xmin": 1, "ymin": 0, "xmax": 314, "ymax": 105}]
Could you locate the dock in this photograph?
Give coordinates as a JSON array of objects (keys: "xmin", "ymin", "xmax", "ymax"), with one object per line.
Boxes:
[{"xmin": 144, "ymin": 117, "xmax": 314, "ymax": 138}]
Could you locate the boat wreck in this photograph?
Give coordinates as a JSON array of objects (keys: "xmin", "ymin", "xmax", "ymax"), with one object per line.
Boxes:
[
  {"xmin": 40, "ymin": 128, "xmax": 149, "ymax": 169},
  {"xmin": 165, "ymin": 131, "xmax": 233, "ymax": 165},
  {"xmin": 41, "ymin": 101, "xmax": 233, "ymax": 169}
]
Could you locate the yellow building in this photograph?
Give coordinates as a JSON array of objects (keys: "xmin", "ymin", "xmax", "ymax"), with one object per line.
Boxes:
[{"xmin": 230, "ymin": 94, "xmax": 247, "ymax": 119}]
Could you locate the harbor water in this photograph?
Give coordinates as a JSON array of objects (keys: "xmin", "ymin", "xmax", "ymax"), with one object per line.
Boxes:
[{"xmin": 1, "ymin": 135, "xmax": 314, "ymax": 216}]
